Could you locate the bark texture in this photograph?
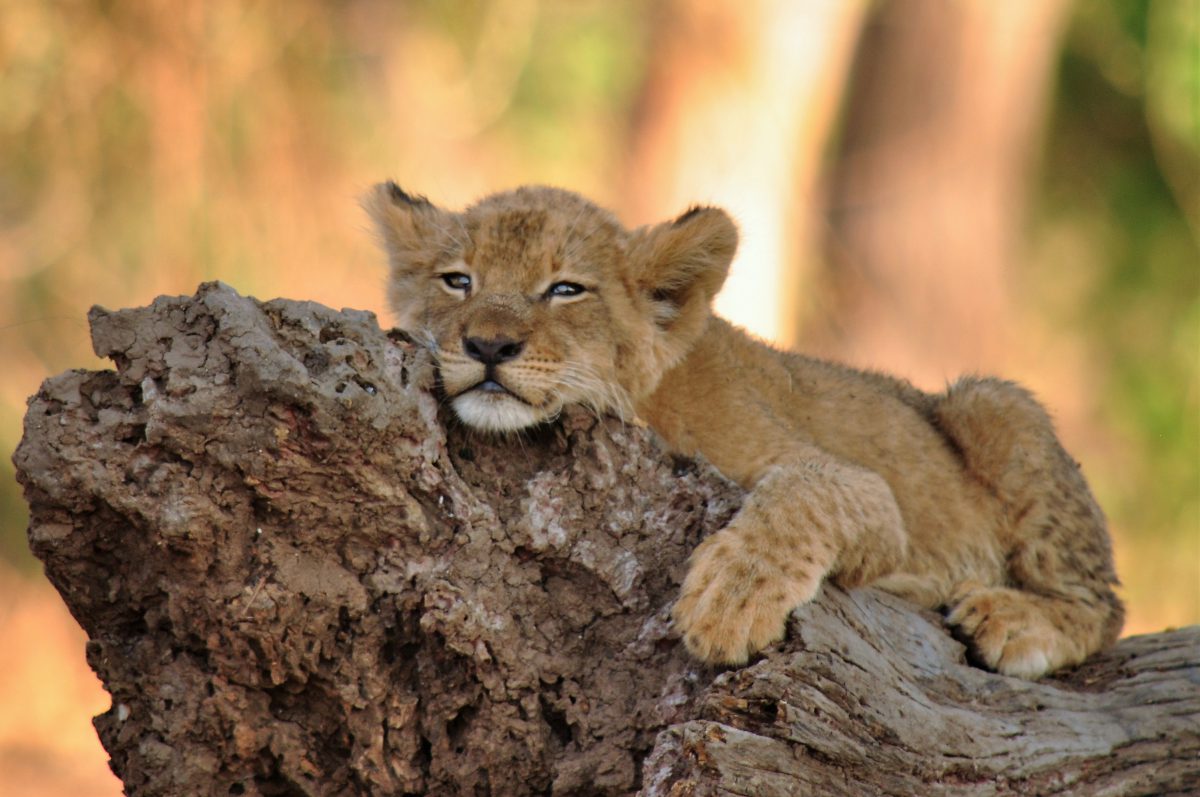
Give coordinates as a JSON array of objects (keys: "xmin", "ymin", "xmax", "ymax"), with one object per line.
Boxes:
[{"xmin": 15, "ymin": 283, "xmax": 1200, "ymax": 797}]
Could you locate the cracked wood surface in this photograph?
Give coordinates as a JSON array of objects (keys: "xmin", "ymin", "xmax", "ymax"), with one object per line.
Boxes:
[
  {"xmin": 15, "ymin": 282, "xmax": 1199, "ymax": 796},
  {"xmin": 643, "ymin": 589, "xmax": 1199, "ymax": 796}
]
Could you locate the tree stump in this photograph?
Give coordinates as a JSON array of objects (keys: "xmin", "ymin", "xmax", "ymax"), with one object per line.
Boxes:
[{"xmin": 15, "ymin": 283, "xmax": 1199, "ymax": 796}]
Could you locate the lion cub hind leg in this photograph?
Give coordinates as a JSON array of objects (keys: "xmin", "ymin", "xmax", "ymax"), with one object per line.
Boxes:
[
  {"xmin": 947, "ymin": 583, "xmax": 1103, "ymax": 678},
  {"xmin": 934, "ymin": 377, "xmax": 1124, "ymax": 678},
  {"xmin": 673, "ymin": 456, "xmax": 907, "ymax": 665}
]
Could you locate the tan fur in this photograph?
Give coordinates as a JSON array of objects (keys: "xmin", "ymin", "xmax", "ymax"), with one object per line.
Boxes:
[{"xmin": 365, "ymin": 182, "xmax": 1124, "ymax": 679}]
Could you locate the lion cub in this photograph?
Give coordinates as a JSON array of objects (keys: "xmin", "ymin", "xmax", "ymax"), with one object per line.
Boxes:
[{"xmin": 366, "ymin": 182, "xmax": 1123, "ymax": 679}]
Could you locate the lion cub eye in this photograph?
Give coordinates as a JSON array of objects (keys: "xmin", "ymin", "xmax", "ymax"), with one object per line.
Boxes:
[
  {"xmin": 440, "ymin": 272, "xmax": 472, "ymax": 294},
  {"xmin": 545, "ymin": 281, "xmax": 586, "ymax": 299}
]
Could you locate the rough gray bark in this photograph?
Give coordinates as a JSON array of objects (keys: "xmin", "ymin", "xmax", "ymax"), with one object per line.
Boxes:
[{"xmin": 14, "ymin": 282, "xmax": 1200, "ymax": 797}]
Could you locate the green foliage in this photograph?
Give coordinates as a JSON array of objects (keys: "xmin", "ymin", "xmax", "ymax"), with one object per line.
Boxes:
[{"xmin": 1036, "ymin": 0, "xmax": 1199, "ymax": 605}]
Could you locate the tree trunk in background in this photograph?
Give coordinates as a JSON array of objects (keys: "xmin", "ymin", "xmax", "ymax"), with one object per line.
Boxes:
[
  {"xmin": 815, "ymin": 0, "xmax": 1072, "ymax": 388},
  {"xmin": 15, "ymin": 284, "xmax": 1200, "ymax": 796},
  {"xmin": 623, "ymin": 0, "xmax": 866, "ymax": 346}
]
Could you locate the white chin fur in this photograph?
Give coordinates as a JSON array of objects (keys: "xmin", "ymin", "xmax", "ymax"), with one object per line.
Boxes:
[{"xmin": 452, "ymin": 392, "xmax": 550, "ymax": 433}]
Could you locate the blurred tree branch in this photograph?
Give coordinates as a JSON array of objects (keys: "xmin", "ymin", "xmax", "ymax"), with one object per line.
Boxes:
[{"xmin": 815, "ymin": 0, "xmax": 1073, "ymax": 386}]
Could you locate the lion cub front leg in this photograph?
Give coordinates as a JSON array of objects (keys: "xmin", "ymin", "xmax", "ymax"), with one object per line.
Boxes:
[{"xmin": 673, "ymin": 456, "xmax": 907, "ymax": 664}]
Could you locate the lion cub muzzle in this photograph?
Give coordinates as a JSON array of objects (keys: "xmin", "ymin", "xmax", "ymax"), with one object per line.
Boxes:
[
  {"xmin": 441, "ymin": 301, "xmax": 555, "ymax": 433},
  {"xmin": 463, "ymin": 335, "xmax": 525, "ymax": 366},
  {"xmin": 462, "ymin": 335, "xmax": 527, "ymax": 396}
]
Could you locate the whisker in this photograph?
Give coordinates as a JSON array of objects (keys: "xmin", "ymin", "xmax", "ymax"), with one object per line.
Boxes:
[
  {"xmin": 561, "ymin": 216, "xmax": 606, "ymax": 264},
  {"xmin": 553, "ymin": 360, "xmax": 635, "ymax": 425},
  {"xmin": 424, "ymin": 215, "xmax": 471, "ymax": 252},
  {"xmin": 412, "ymin": 325, "xmax": 440, "ymax": 353},
  {"xmin": 557, "ymin": 202, "xmax": 591, "ymax": 260},
  {"xmin": 453, "ymin": 215, "xmax": 472, "ymax": 251}
]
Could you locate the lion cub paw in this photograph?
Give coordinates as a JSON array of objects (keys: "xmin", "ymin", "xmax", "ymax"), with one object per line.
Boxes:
[
  {"xmin": 947, "ymin": 586, "xmax": 1083, "ymax": 679},
  {"xmin": 672, "ymin": 529, "xmax": 819, "ymax": 665}
]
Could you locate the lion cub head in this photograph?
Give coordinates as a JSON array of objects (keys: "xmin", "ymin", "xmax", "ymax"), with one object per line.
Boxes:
[{"xmin": 365, "ymin": 183, "xmax": 737, "ymax": 433}]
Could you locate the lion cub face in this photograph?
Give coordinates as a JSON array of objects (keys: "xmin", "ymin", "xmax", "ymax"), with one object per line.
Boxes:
[{"xmin": 366, "ymin": 183, "xmax": 737, "ymax": 433}]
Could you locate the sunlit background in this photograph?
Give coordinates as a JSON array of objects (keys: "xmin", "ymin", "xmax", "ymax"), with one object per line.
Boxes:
[{"xmin": 2, "ymin": 1, "xmax": 1196, "ymax": 794}]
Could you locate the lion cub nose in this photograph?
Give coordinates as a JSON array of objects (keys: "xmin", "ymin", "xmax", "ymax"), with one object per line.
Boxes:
[{"xmin": 463, "ymin": 336, "xmax": 525, "ymax": 365}]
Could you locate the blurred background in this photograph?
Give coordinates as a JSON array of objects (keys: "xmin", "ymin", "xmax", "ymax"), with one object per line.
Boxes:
[{"xmin": 1, "ymin": 0, "xmax": 1196, "ymax": 793}]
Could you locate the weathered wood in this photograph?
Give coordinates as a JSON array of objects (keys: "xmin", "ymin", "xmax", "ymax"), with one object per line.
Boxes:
[
  {"xmin": 15, "ymin": 283, "xmax": 1199, "ymax": 796},
  {"xmin": 643, "ymin": 590, "xmax": 1200, "ymax": 796}
]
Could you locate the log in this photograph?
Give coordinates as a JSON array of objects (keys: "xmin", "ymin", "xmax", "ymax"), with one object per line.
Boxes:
[{"xmin": 15, "ymin": 283, "xmax": 1199, "ymax": 796}]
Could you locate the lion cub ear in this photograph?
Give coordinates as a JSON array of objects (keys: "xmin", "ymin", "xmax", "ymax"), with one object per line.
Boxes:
[
  {"xmin": 364, "ymin": 182, "xmax": 461, "ymax": 330},
  {"xmin": 628, "ymin": 206, "xmax": 738, "ymax": 331},
  {"xmin": 363, "ymin": 181, "xmax": 457, "ymax": 274}
]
